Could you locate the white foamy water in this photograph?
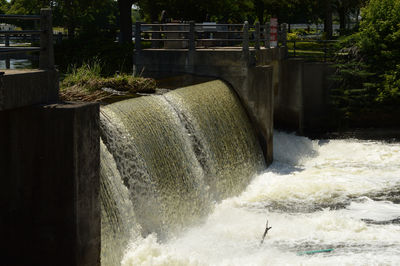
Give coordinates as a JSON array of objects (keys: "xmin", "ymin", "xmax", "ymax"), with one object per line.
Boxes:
[{"xmin": 122, "ymin": 132, "xmax": 400, "ymax": 266}]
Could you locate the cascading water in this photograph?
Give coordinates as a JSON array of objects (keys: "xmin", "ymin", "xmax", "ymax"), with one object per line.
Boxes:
[
  {"xmin": 100, "ymin": 80, "xmax": 266, "ymax": 265},
  {"xmin": 100, "ymin": 79, "xmax": 400, "ymax": 265}
]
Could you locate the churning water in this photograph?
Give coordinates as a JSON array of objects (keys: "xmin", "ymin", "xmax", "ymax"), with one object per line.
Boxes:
[
  {"xmin": 121, "ymin": 133, "xmax": 400, "ymax": 266},
  {"xmin": 100, "ymin": 80, "xmax": 400, "ymax": 265}
]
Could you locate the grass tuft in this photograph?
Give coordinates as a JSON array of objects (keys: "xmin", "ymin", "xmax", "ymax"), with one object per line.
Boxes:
[{"xmin": 60, "ymin": 60, "xmax": 156, "ymax": 102}]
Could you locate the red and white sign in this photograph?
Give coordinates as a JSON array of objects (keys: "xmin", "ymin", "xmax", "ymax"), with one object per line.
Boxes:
[{"xmin": 270, "ymin": 18, "xmax": 278, "ymax": 48}]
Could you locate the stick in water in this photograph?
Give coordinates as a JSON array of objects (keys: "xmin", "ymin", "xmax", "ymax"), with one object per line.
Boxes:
[{"xmin": 260, "ymin": 219, "xmax": 272, "ymax": 244}]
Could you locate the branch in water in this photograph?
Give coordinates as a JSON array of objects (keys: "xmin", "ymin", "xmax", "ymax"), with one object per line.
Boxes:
[{"xmin": 260, "ymin": 219, "xmax": 272, "ymax": 244}]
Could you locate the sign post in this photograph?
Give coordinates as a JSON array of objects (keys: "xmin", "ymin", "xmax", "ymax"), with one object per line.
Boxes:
[{"xmin": 270, "ymin": 18, "xmax": 278, "ymax": 48}]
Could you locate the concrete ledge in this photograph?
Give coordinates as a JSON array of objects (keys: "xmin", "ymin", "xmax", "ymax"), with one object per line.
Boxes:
[
  {"xmin": 0, "ymin": 102, "xmax": 100, "ymax": 266},
  {"xmin": 0, "ymin": 69, "xmax": 59, "ymax": 111}
]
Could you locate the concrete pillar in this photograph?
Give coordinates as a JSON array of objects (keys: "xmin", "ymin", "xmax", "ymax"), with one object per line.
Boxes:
[
  {"xmin": 39, "ymin": 8, "xmax": 54, "ymax": 70},
  {"xmin": 135, "ymin": 22, "xmax": 142, "ymax": 52},
  {"xmin": 242, "ymin": 21, "xmax": 249, "ymax": 52},
  {"xmin": 0, "ymin": 103, "xmax": 100, "ymax": 266}
]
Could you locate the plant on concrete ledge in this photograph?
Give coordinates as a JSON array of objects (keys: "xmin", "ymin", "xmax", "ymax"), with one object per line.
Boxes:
[{"xmin": 60, "ymin": 60, "xmax": 156, "ymax": 102}]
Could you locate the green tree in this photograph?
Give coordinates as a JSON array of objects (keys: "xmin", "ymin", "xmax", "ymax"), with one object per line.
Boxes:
[
  {"xmin": 332, "ymin": 0, "xmax": 400, "ymax": 123},
  {"xmin": 6, "ymin": 0, "xmax": 117, "ymax": 37}
]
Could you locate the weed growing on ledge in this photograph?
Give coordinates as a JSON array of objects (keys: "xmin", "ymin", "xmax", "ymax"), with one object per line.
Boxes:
[{"xmin": 60, "ymin": 60, "xmax": 156, "ymax": 102}]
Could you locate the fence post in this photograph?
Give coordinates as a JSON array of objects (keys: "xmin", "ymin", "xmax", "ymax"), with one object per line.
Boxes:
[
  {"xmin": 242, "ymin": 21, "xmax": 249, "ymax": 52},
  {"xmin": 39, "ymin": 8, "xmax": 54, "ymax": 70},
  {"xmin": 5, "ymin": 34, "xmax": 10, "ymax": 69},
  {"xmin": 264, "ymin": 22, "xmax": 270, "ymax": 48},
  {"xmin": 57, "ymin": 32, "xmax": 63, "ymax": 44},
  {"xmin": 255, "ymin": 22, "xmax": 260, "ymax": 50},
  {"xmin": 293, "ymin": 40, "xmax": 296, "ymax": 57},
  {"xmin": 282, "ymin": 23, "xmax": 287, "ymax": 47},
  {"xmin": 135, "ymin": 22, "xmax": 142, "ymax": 53},
  {"xmin": 188, "ymin": 21, "xmax": 195, "ymax": 51}
]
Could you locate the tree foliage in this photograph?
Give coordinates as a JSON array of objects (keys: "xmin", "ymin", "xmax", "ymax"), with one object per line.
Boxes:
[
  {"xmin": 3, "ymin": 0, "xmax": 118, "ymax": 36},
  {"xmin": 332, "ymin": 0, "xmax": 400, "ymax": 122}
]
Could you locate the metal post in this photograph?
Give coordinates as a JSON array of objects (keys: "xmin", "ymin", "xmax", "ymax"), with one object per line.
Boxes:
[
  {"xmin": 188, "ymin": 21, "xmax": 195, "ymax": 51},
  {"xmin": 39, "ymin": 8, "xmax": 54, "ymax": 70},
  {"xmin": 255, "ymin": 22, "xmax": 260, "ymax": 50},
  {"xmin": 151, "ymin": 23, "xmax": 161, "ymax": 48},
  {"xmin": 5, "ymin": 34, "xmax": 10, "ymax": 69},
  {"xmin": 135, "ymin": 22, "xmax": 142, "ymax": 53},
  {"xmin": 242, "ymin": 21, "xmax": 249, "ymax": 52},
  {"xmin": 265, "ymin": 22, "xmax": 270, "ymax": 48},
  {"xmin": 282, "ymin": 23, "xmax": 287, "ymax": 47}
]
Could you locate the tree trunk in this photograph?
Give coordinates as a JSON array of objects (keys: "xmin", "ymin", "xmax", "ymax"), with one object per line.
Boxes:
[
  {"xmin": 324, "ymin": 0, "xmax": 333, "ymax": 39},
  {"xmin": 118, "ymin": 0, "xmax": 134, "ymax": 44}
]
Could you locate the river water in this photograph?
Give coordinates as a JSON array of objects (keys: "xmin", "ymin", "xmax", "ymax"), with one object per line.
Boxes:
[{"xmin": 121, "ymin": 131, "xmax": 400, "ymax": 265}]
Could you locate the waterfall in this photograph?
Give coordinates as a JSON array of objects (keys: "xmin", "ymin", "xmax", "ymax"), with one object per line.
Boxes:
[{"xmin": 100, "ymin": 80, "xmax": 266, "ymax": 264}]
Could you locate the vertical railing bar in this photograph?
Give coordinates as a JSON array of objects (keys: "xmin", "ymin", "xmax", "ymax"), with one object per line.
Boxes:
[{"xmin": 255, "ymin": 22, "xmax": 260, "ymax": 50}]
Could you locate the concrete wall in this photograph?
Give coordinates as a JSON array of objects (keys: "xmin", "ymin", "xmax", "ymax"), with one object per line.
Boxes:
[
  {"xmin": 0, "ymin": 103, "xmax": 100, "ymax": 266},
  {"xmin": 0, "ymin": 68, "xmax": 100, "ymax": 266},
  {"xmin": 135, "ymin": 48, "xmax": 286, "ymax": 164},
  {"xmin": 0, "ymin": 69, "xmax": 59, "ymax": 111},
  {"xmin": 274, "ymin": 58, "xmax": 335, "ymax": 134}
]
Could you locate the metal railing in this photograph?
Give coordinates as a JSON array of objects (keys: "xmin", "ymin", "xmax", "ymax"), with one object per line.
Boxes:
[
  {"xmin": 134, "ymin": 21, "xmax": 288, "ymax": 52},
  {"xmin": 0, "ymin": 8, "xmax": 54, "ymax": 69},
  {"xmin": 287, "ymin": 39, "xmax": 338, "ymax": 62}
]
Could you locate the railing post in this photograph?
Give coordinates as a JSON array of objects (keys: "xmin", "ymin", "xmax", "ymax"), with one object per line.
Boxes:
[
  {"xmin": 135, "ymin": 22, "xmax": 142, "ymax": 53},
  {"xmin": 134, "ymin": 22, "xmax": 142, "ymax": 75},
  {"xmin": 57, "ymin": 32, "xmax": 63, "ymax": 44},
  {"xmin": 255, "ymin": 22, "xmax": 260, "ymax": 50},
  {"xmin": 293, "ymin": 40, "xmax": 296, "ymax": 57},
  {"xmin": 264, "ymin": 22, "xmax": 270, "ymax": 48},
  {"xmin": 282, "ymin": 23, "xmax": 288, "ymax": 47},
  {"xmin": 39, "ymin": 8, "xmax": 54, "ymax": 70},
  {"xmin": 242, "ymin": 21, "xmax": 249, "ymax": 52},
  {"xmin": 188, "ymin": 21, "xmax": 195, "ymax": 51},
  {"xmin": 5, "ymin": 34, "xmax": 10, "ymax": 69}
]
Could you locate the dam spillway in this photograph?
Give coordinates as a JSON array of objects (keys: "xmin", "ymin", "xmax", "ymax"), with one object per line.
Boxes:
[
  {"xmin": 98, "ymin": 79, "xmax": 400, "ymax": 265},
  {"xmin": 99, "ymin": 80, "xmax": 266, "ymax": 264}
]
